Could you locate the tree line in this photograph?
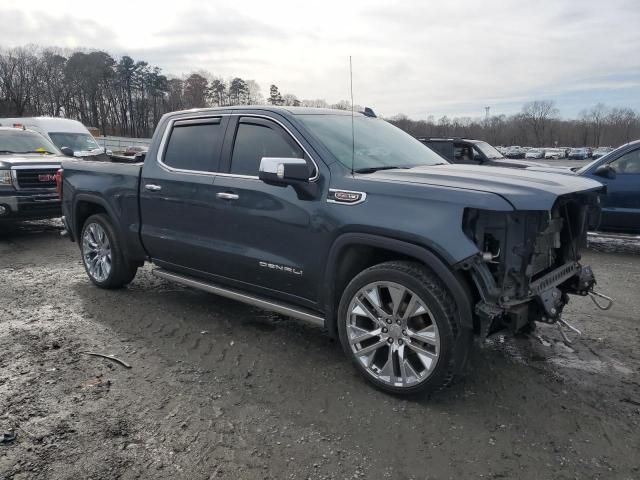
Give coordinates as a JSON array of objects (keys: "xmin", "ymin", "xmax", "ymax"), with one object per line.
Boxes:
[
  {"xmin": 0, "ymin": 45, "xmax": 349, "ymax": 137},
  {"xmin": 1, "ymin": 45, "xmax": 639, "ymax": 146},
  {"xmin": 389, "ymin": 100, "xmax": 640, "ymax": 148}
]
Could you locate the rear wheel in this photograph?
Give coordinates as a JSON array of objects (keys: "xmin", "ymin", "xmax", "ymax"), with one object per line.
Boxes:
[
  {"xmin": 81, "ymin": 214, "xmax": 137, "ymax": 289},
  {"xmin": 337, "ymin": 261, "xmax": 469, "ymax": 395}
]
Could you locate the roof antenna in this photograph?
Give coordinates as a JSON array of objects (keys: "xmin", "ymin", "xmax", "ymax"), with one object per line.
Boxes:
[{"xmin": 350, "ymin": 56, "xmax": 355, "ymax": 175}]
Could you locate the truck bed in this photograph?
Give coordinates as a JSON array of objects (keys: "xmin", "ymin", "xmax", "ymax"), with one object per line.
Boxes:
[{"xmin": 61, "ymin": 159, "xmax": 145, "ymax": 262}]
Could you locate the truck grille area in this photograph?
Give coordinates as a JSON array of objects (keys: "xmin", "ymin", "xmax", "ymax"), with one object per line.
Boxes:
[
  {"xmin": 15, "ymin": 168, "xmax": 58, "ymax": 190},
  {"xmin": 463, "ymin": 192, "xmax": 599, "ymax": 302}
]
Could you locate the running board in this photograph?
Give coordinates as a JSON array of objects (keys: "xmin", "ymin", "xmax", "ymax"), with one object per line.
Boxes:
[{"xmin": 152, "ymin": 268, "xmax": 325, "ymax": 328}]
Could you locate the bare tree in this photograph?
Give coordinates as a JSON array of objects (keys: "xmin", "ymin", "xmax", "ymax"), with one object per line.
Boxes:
[{"xmin": 521, "ymin": 100, "xmax": 559, "ymax": 145}]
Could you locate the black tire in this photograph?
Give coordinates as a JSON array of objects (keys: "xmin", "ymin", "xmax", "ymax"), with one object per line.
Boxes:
[
  {"xmin": 337, "ymin": 260, "xmax": 471, "ymax": 396},
  {"xmin": 80, "ymin": 214, "xmax": 137, "ymax": 289}
]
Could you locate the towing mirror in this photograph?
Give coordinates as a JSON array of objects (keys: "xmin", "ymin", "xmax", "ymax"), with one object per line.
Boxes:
[
  {"xmin": 259, "ymin": 157, "xmax": 309, "ymax": 185},
  {"xmin": 594, "ymin": 164, "xmax": 616, "ymax": 179},
  {"xmin": 60, "ymin": 146, "xmax": 74, "ymax": 157}
]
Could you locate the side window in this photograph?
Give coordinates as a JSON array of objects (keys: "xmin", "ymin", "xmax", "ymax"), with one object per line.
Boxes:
[
  {"xmin": 425, "ymin": 142, "xmax": 452, "ymax": 161},
  {"xmin": 163, "ymin": 119, "xmax": 223, "ymax": 172},
  {"xmin": 454, "ymin": 143, "xmax": 476, "ymax": 164},
  {"xmin": 230, "ymin": 118, "xmax": 304, "ymax": 176},
  {"xmin": 610, "ymin": 149, "xmax": 640, "ymax": 174}
]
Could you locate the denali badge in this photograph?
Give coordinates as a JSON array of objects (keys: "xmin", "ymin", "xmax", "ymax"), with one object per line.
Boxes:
[
  {"xmin": 259, "ymin": 261, "xmax": 303, "ymax": 276},
  {"xmin": 327, "ymin": 189, "xmax": 367, "ymax": 205},
  {"xmin": 38, "ymin": 174, "xmax": 56, "ymax": 182}
]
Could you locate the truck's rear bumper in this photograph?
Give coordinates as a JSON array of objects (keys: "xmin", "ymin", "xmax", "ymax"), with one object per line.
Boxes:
[{"xmin": 0, "ymin": 191, "xmax": 61, "ymax": 221}]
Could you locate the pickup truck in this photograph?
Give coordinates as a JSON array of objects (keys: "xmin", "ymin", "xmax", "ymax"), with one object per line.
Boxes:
[
  {"xmin": 60, "ymin": 106, "xmax": 605, "ymax": 395},
  {"xmin": 0, "ymin": 127, "xmax": 62, "ymax": 222}
]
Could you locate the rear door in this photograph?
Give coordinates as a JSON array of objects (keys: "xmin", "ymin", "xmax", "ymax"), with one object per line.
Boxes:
[
  {"xmin": 140, "ymin": 115, "xmax": 230, "ymax": 272},
  {"xmin": 596, "ymin": 147, "xmax": 640, "ymax": 232}
]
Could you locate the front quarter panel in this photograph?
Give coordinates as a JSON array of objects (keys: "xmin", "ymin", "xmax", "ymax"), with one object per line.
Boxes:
[{"xmin": 327, "ymin": 172, "xmax": 514, "ymax": 264}]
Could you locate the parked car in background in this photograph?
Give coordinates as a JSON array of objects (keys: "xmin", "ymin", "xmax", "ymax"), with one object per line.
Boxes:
[
  {"xmin": 0, "ymin": 117, "xmax": 108, "ymax": 159},
  {"xmin": 505, "ymin": 146, "xmax": 526, "ymax": 159},
  {"xmin": 123, "ymin": 145, "xmax": 149, "ymax": 157},
  {"xmin": 592, "ymin": 147, "xmax": 614, "ymax": 159},
  {"xmin": 525, "ymin": 148, "xmax": 545, "ymax": 159},
  {"xmin": 544, "ymin": 148, "xmax": 567, "ymax": 159},
  {"xmin": 59, "ymin": 105, "xmax": 604, "ymax": 395},
  {"xmin": 419, "ymin": 138, "xmax": 546, "ymax": 168},
  {"xmin": 577, "ymin": 140, "xmax": 640, "ymax": 233},
  {"xmin": 568, "ymin": 147, "xmax": 592, "ymax": 160},
  {"xmin": 0, "ymin": 127, "xmax": 62, "ymax": 222}
]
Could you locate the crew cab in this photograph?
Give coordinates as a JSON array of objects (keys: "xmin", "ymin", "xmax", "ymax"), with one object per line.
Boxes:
[
  {"xmin": 60, "ymin": 106, "xmax": 605, "ymax": 395},
  {"xmin": 0, "ymin": 127, "xmax": 62, "ymax": 222},
  {"xmin": 419, "ymin": 137, "xmax": 547, "ymax": 168}
]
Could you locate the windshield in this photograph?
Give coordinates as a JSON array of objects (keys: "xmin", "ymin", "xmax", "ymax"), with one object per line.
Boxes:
[
  {"xmin": 474, "ymin": 141, "xmax": 504, "ymax": 159},
  {"xmin": 49, "ymin": 132, "xmax": 101, "ymax": 152},
  {"xmin": 296, "ymin": 114, "xmax": 446, "ymax": 170},
  {"xmin": 0, "ymin": 130, "xmax": 60, "ymax": 154}
]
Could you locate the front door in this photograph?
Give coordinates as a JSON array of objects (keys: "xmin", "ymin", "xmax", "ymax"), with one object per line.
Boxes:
[
  {"xmin": 595, "ymin": 147, "xmax": 640, "ymax": 232},
  {"xmin": 210, "ymin": 115, "xmax": 326, "ymax": 305}
]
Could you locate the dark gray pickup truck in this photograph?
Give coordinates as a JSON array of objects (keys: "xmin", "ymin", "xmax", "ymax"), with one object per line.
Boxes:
[{"xmin": 60, "ymin": 106, "xmax": 605, "ymax": 395}]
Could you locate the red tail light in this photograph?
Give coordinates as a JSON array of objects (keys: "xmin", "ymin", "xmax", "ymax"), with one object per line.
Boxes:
[{"xmin": 55, "ymin": 168, "xmax": 63, "ymax": 198}]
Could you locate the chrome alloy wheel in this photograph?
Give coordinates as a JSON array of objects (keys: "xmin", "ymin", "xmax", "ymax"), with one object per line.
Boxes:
[
  {"xmin": 346, "ymin": 281, "xmax": 440, "ymax": 387},
  {"xmin": 82, "ymin": 222, "xmax": 112, "ymax": 283}
]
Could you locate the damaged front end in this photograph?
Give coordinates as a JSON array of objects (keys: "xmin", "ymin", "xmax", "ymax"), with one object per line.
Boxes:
[{"xmin": 460, "ymin": 191, "xmax": 605, "ymax": 337}]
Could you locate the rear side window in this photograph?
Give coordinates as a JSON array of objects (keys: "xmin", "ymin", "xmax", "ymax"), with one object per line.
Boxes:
[
  {"xmin": 163, "ymin": 119, "xmax": 223, "ymax": 172},
  {"xmin": 230, "ymin": 118, "xmax": 304, "ymax": 176},
  {"xmin": 425, "ymin": 141, "xmax": 453, "ymax": 160}
]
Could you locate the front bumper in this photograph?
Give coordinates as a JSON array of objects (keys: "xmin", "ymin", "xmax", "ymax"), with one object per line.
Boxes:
[{"xmin": 0, "ymin": 190, "xmax": 61, "ymax": 221}]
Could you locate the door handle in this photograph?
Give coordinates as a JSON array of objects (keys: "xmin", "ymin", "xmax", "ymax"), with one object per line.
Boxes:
[
  {"xmin": 145, "ymin": 184, "xmax": 162, "ymax": 192},
  {"xmin": 216, "ymin": 192, "xmax": 239, "ymax": 201}
]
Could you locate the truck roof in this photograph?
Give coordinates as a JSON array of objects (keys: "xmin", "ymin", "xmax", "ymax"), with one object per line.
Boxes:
[
  {"xmin": 0, "ymin": 117, "xmax": 91, "ymax": 133},
  {"xmin": 165, "ymin": 106, "xmax": 364, "ymax": 118}
]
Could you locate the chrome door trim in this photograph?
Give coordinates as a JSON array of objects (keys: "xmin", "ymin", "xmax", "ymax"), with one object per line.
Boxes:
[
  {"xmin": 155, "ymin": 113, "xmax": 320, "ymax": 182},
  {"xmin": 153, "ymin": 268, "xmax": 325, "ymax": 327}
]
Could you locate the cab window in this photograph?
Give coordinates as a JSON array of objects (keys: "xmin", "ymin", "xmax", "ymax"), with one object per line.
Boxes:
[
  {"xmin": 610, "ymin": 149, "xmax": 640, "ymax": 174},
  {"xmin": 163, "ymin": 118, "xmax": 224, "ymax": 172},
  {"xmin": 230, "ymin": 117, "xmax": 305, "ymax": 177}
]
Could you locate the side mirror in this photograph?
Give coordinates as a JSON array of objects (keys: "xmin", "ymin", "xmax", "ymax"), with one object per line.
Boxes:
[
  {"xmin": 60, "ymin": 146, "xmax": 74, "ymax": 157},
  {"xmin": 594, "ymin": 164, "xmax": 616, "ymax": 179},
  {"xmin": 259, "ymin": 158, "xmax": 310, "ymax": 185}
]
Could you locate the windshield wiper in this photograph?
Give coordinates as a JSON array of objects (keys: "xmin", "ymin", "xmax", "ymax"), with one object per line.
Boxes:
[
  {"xmin": 0, "ymin": 150, "xmax": 17, "ymax": 154},
  {"xmin": 354, "ymin": 166, "xmax": 412, "ymax": 174}
]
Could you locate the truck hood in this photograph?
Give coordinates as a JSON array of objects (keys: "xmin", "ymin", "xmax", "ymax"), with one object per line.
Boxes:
[
  {"xmin": 0, "ymin": 153, "xmax": 63, "ymax": 169},
  {"xmin": 490, "ymin": 158, "xmax": 547, "ymax": 168},
  {"xmin": 360, "ymin": 164, "xmax": 604, "ymax": 210}
]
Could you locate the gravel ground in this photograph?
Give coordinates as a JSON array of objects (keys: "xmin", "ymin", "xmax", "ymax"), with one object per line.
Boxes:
[{"xmin": 1, "ymin": 220, "xmax": 639, "ymax": 480}]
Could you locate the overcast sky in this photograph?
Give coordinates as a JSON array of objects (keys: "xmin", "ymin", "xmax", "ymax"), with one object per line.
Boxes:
[{"xmin": 1, "ymin": 0, "xmax": 639, "ymax": 119}]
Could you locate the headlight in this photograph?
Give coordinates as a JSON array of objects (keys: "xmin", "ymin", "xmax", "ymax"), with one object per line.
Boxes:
[{"xmin": 0, "ymin": 170, "xmax": 12, "ymax": 186}]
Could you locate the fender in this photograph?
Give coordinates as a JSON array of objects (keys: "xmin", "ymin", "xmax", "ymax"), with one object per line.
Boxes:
[
  {"xmin": 322, "ymin": 233, "xmax": 473, "ymax": 337},
  {"xmin": 72, "ymin": 193, "xmax": 146, "ymax": 262}
]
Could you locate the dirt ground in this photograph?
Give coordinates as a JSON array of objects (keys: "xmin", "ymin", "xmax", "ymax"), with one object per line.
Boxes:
[{"xmin": 1, "ymin": 220, "xmax": 639, "ymax": 480}]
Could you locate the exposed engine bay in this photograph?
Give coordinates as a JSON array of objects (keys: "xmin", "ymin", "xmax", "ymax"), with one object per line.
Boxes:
[{"xmin": 460, "ymin": 191, "xmax": 608, "ymax": 336}]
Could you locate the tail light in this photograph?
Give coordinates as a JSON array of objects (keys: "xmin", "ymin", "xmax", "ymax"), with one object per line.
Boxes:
[{"xmin": 55, "ymin": 168, "xmax": 63, "ymax": 198}]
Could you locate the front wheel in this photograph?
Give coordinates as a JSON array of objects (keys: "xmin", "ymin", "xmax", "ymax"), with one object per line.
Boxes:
[
  {"xmin": 337, "ymin": 261, "xmax": 470, "ymax": 396},
  {"xmin": 81, "ymin": 214, "xmax": 137, "ymax": 289}
]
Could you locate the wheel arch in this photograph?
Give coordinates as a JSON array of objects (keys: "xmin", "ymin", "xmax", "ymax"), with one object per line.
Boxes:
[
  {"xmin": 322, "ymin": 233, "xmax": 474, "ymax": 338},
  {"xmin": 72, "ymin": 194, "xmax": 141, "ymax": 261}
]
